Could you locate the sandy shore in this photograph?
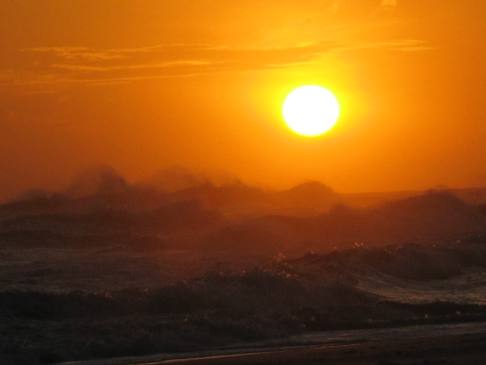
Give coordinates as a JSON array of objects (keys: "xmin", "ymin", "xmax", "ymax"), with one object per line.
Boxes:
[{"xmin": 60, "ymin": 321, "xmax": 486, "ymax": 365}]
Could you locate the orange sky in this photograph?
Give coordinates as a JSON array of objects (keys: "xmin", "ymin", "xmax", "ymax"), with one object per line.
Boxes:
[{"xmin": 0, "ymin": 0, "xmax": 485, "ymax": 200}]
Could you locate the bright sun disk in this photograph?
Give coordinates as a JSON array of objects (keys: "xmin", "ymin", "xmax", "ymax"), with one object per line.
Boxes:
[{"xmin": 282, "ymin": 85, "xmax": 340, "ymax": 137}]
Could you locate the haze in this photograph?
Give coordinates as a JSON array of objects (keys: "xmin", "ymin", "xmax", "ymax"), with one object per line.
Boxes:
[{"xmin": 1, "ymin": 0, "xmax": 485, "ymax": 201}]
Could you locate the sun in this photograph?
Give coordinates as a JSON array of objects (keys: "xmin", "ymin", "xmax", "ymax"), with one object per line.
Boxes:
[{"xmin": 282, "ymin": 85, "xmax": 340, "ymax": 137}]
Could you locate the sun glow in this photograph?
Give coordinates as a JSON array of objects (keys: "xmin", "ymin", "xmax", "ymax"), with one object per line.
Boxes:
[{"xmin": 282, "ymin": 86, "xmax": 340, "ymax": 137}]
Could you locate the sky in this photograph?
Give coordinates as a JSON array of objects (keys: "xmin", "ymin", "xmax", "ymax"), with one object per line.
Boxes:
[{"xmin": 0, "ymin": 0, "xmax": 485, "ymax": 200}]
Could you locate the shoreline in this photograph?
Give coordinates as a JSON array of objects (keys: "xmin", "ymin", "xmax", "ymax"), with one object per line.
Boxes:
[{"xmin": 58, "ymin": 321, "xmax": 486, "ymax": 365}]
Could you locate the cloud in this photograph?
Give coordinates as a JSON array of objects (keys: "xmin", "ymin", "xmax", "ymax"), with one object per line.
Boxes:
[
  {"xmin": 2, "ymin": 38, "xmax": 432, "ymax": 89},
  {"xmin": 26, "ymin": 43, "xmax": 331, "ymax": 70},
  {"xmin": 13, "ymin": 43, "xmax": 336, "ymax": 86},
  {"xmin": 342, "ymin": 39, "xmax": 434, "ymax": 53},
  {"xmin": 51, "ymin": 59, "xmax": 214, "ymax": 73},
  {"xmin": 26, "ymin": 47, "xmax": 127, "ymax": 61}
]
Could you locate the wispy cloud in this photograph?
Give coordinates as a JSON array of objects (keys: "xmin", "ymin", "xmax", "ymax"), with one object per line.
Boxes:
[
  {"xmin": 12, "ymin": 43, "xmax": 336, "ymax": 86},
  {"xmin": 26, "ymin": 47, "xmax": 128, "ymax": 61},
  {"xmin": 51, "ymin": 59, "xmax": 214, "ymax": 73},
  {"xmin": 339, "ymin": 39, "xmax": 434, "ymax": 53},
  {"xmin": 26, "ymin": 42, "xmax": 333, "ymax": 69},
  {"xmin": 3, "ymin": 38, "xmax": 432, "ymax": 89}
]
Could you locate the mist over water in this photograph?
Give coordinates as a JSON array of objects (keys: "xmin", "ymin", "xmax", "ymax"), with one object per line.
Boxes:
[{"xmin": 2, "ymin": 165, "xmax": 486, "ymax": 363}]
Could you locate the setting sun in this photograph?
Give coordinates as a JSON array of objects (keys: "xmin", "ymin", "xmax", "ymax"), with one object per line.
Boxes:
[
  {"xmin": 282, "ymin": 86, "xmax": 340, "ymax": 137},
  {"xmin": 2, "ymin": 2, "xmax": 486, "ymax": 363}
]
